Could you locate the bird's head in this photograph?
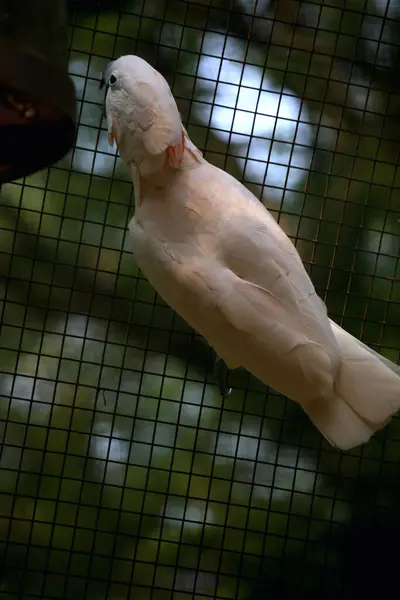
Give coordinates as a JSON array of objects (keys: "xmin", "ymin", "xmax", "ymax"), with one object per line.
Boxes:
[{"xmin": 100, "ymin": 55, "xmax": 184, "ymax": 174}]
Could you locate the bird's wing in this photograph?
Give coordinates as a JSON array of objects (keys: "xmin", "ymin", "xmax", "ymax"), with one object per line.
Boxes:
[
  {"xmin": 160, "ymin": 173, "xmax": 342, "ymax": 405},
  {"xmin": 171, "ymin": 249, "xmax": 338, "ymax": 406},
  {"xmin": 219, "ymin": 207, "xmax": 337, "ymax": 353},
  {"xmin": 132, "ymin": 162, "xmax": 342, "ymax": 405}
]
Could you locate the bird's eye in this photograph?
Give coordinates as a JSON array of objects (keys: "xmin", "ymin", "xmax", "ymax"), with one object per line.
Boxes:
[{"xmin": 109, "ymin": 73, "xmax": 117, "ymax": 86}]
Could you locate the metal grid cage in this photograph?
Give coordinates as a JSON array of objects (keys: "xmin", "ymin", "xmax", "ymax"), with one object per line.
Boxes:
[{"xmin": 1, "ymin": 0, "xmax": 400, "ymax": 597}]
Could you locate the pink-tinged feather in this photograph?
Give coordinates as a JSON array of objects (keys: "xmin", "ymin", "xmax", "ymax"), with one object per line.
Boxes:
[{"xmin": 105, "ymin": 54, "xmax": 400, "ymax": 452}]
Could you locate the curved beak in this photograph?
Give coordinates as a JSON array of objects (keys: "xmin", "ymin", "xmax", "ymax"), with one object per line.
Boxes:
[
  {"xmin": 100, "ymin": 60, "xmax": 114, "ymax": 118},
  {"xmin": 100, "ymin": 60, "xmax": 114, "ymax": 90}
]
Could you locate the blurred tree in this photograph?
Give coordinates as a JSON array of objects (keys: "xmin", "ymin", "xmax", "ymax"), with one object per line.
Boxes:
[{"xmin": 1, "ymin": 1, "xmax": 399, "ymax": 599}]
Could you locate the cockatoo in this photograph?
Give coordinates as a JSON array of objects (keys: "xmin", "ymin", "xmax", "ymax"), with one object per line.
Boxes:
[{"xmin": 100, "ymin": 55, "xmax": 400, "ymax": 451}]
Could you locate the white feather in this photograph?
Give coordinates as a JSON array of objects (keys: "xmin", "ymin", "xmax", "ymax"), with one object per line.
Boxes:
[{"xmin": 106, "ymin": 55, "xmax": 400, "ymax": 451}]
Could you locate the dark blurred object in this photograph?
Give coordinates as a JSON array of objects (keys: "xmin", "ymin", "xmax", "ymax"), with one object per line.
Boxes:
[{"xmin": 0, "ymin": 0, "xmax": 76, "ymax": 182}]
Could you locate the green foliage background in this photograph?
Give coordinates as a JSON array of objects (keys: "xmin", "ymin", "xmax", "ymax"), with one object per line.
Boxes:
[{"xmin": 1, "ymin": 1, "xmax": 400, "ymax": 598}]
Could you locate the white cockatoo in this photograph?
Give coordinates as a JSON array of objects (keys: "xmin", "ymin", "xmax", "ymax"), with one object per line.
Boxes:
[{"xmin": 100, "ymin": 54, "xmax": 400, "ymax": 451}]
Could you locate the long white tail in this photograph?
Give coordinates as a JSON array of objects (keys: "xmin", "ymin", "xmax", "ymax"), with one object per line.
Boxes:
[{"xmin": 303, "ymin": 320, "xmax": 400, "ymax": 451}]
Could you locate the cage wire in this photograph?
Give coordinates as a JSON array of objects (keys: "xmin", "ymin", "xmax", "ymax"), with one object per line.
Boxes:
[{"xmin": 1, "ymin": 0, "xmax": 400, "ymax": 598}]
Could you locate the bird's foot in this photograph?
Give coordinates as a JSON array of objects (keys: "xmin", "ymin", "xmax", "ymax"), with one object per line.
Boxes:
[{"xmin": 213, "ymin": 354, "xmax": 232, "ymax": 399}]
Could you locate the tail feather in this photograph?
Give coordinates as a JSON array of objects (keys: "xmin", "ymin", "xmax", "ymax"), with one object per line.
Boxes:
[
  {"xmin": 330, "ymin": 320, "xmax": 400, "ymax": 378},
  {"xmin": 302, "ymin": 394, "xmax": 375, "ymax": 451},
  {"xmin": 304, "ymin": 321, "xmax": 400, "ymax": 451}
]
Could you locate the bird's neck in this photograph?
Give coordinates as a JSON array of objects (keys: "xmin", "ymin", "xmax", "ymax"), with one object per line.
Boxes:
[
  {"xmin": 128, "ymin": 161, "xmax": 170, "ymax": 205},
  {"xmin": 128, "ymin": 130, "xmax": 204, "ymax": 204}
]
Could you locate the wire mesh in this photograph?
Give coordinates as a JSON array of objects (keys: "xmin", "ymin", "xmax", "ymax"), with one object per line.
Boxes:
[{"xmin": 1, "ymin": 0, "xmax": 400, "ymax": 598}]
